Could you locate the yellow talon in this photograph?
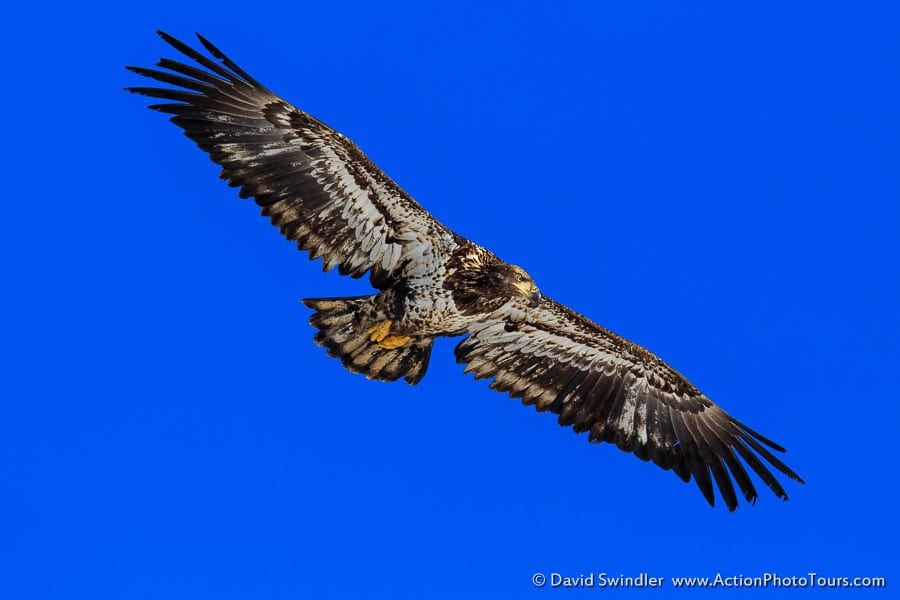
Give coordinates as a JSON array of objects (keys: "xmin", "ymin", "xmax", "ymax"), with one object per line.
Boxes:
[
  {"xmin": 378, "ymin": 334, "xmax": 411, "ymax": 349},
  {"xmin": 367, "ymin": 320, "xmax": 392, "ymax": 343},
  {"xmin": 367, "ymin": 320, "xmax": 410, "ymax": 349}
]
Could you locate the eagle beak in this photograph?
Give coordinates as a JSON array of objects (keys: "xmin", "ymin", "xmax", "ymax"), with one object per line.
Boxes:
[{"xmin": 531, "ymin": 289, "xmax": 542, "ymax": 308}]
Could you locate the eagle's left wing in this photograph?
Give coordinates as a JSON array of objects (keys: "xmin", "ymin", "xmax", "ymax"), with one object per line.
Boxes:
[{"xmin": 455, "ymin": 297, "xmax": 803, "ymax": 510}]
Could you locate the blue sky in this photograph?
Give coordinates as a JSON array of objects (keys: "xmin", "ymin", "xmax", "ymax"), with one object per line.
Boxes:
[{"xmin": 2, "ymin": 1, "xmax": 898, "ymax": 597}]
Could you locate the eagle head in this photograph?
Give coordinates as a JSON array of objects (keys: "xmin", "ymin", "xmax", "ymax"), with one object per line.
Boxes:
[
  {"xmin": 502, "ymin": 264, "xmax": 542, "ymax": 308},
  {"xmin": 446, "ymin": 246, "xmax": 542, "ymax": 314}
]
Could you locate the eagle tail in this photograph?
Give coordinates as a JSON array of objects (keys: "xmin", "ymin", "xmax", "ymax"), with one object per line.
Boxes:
[{"xmin": 303, "ymin": 296, "xmax": 434, "ymax": 385}]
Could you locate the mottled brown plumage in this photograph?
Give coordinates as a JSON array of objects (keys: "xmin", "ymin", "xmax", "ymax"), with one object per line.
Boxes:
[{"xmin": 127, "ymin": 31, "xmax": 803, "ymax": 511}]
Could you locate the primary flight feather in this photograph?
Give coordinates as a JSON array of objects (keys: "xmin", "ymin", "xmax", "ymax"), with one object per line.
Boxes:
[{"xmin": 127, "ymin": 31, "xmax": 803, "ymax": 511}]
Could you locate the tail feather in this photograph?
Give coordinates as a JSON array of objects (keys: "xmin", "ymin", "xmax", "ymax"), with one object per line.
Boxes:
[{"xmin": 303, "ymin": 296, "xmax": 434, "ymax": 385}]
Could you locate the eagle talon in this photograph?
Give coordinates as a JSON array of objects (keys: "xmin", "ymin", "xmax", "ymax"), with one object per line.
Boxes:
[
  {"xmin": 378, "ymin": 334, "xmax": 411, "ymax": 349},
  {"xmin": 367, "ymin": 320, "xmax": 392, "ymax": 343},
  {"xmin": 367, "ymin": 320, "xmax": 410, "ymax": 349}
]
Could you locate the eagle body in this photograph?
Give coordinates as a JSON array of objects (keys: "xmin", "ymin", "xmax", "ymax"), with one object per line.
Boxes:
[
  {"xmin": 306, "ymin": 240, "xmax": 540, "ymax": 385},
  {"xmin": 128, "ymin": 32, "xmax": 804, "ymax": 511}
]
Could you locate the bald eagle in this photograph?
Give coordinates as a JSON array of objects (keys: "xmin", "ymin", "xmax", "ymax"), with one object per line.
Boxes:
[{"xmin": 127, "ymin": 31, "xmax": 803, "ymax": 511}]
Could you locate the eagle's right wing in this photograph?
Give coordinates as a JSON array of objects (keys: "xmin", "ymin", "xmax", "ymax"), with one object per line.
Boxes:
[{"xmin": 127, "ymin": 31, "xmax": 455, "ymax": 288}]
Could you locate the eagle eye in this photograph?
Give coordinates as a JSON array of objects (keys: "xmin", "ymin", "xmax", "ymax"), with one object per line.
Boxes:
[{"xmin": 515, "ymin": 273, "xmax": 525, "ymax": 283}]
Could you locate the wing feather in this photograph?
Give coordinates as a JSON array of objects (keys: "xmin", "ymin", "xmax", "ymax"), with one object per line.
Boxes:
[
  {"xmin": 455, "ymin": 297, "xmax": 804, "ymax": 510},
  {"xmin": 127, "ymin": 31, "xmax": 455, "ymax": 288}
]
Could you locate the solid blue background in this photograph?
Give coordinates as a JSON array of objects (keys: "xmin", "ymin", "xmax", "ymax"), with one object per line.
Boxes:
[{"xmin": 2, "ymin": 1, "xmax": 898, "ymax": 597}]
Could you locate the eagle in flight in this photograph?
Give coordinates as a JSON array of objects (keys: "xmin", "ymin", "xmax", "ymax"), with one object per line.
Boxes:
[{"xmin": 127, "ymin": 32, "xmax": 803, "ymax": 511}]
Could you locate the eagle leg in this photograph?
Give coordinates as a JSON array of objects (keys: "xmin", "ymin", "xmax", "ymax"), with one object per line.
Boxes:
[{"xmin": 367, "ymin": 320, "xmax": 410, "ymax": 349}]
